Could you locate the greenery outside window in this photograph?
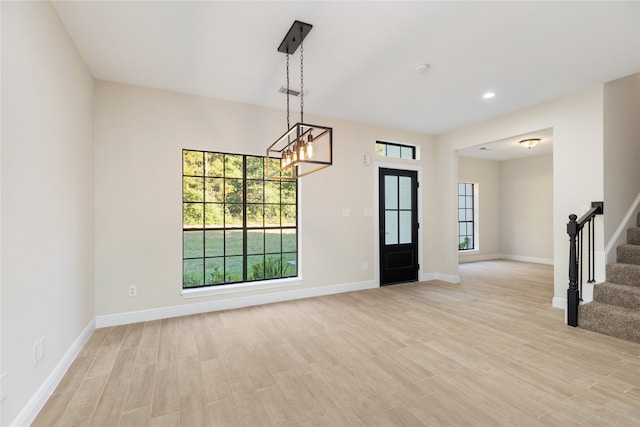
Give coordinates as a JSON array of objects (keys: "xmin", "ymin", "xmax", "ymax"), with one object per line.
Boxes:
[
  {"xmin": 183, "ymin": 150, "xmax": 297, "ymax": 288},
  {"xmin": 458, "ymin": 182, "xmax": 475, "ymax": 250},
  {"xmin": 376, "ymin": 141, "xmax": 416, "ymax": 159}
]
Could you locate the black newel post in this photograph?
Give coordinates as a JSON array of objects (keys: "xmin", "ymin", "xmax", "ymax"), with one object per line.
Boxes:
[{"xmin": 567, "ymin": 214, "xmax": 579, "ymax": 327}]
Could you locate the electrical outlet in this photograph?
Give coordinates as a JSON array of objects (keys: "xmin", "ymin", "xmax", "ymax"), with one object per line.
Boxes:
[
  {"xmin": 33, "ymin": 340, "xmax": 42, "ymax": 366},
  {"xmin": 128, "ymin": 285, "xmax": 137, "ymax": 297},
  {"xmin": 1, "ymin": 372, "xmax": 7, "ymax": 402}
]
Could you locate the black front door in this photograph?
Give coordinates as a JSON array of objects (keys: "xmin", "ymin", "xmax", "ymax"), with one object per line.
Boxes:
[{"xmin": 379, "ymin": 168, "xmax": 419, "ymax": 285}]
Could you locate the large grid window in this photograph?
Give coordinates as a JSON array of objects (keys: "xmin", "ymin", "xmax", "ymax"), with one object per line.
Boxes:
[
  {"xmin": 376, "ymin": 141, "xmax": 416, "ymax": 159},
  {"xmin": 182, "ymin": 150, "xmax": 297, "ymax": 288},
  {"xmin": 458, "ymin": 182, "xmax": 475, "ymax": 251}
]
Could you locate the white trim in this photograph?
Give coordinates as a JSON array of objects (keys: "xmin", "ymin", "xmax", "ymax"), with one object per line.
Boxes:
[
  {"xmin": 10, "ymin": 319, "xmax": 96, "ymax": 427},
  {"xmin": 420, "ymin": 272, "xmax": 461, "ymax": 283},
  {"xmin": 97, "ymin": 280, "xmax": 377, "ymax": 328},
  {"xmin": 181, "ymin": 277, "xmax": 301, "ymax": 298},
  {"xmin": 458, "ymin": 253, "xmax": 502, "ymax": 263},
  {"xmin": 500, "ymin": 254, "xmax": 554, "ymax": 265},
  {"xmin": 552, "ymin": 297, "xmax": 566, "ymax": 310},
  {"xmin": 605, "ymin": 191, "xmax": 640, "ymax": 259}
]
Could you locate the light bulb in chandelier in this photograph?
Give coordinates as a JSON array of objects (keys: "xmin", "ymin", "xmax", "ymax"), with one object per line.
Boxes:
[
  {"xmin": 306, "ymin": 134, "xmax": 315, "ymax": 159},
  {"xmin": 298, "ymin": 141, "xmax": 306, "ymax": 160}
]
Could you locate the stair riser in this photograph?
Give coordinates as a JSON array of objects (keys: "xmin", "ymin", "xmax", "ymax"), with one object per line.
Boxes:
[
  {"xmin": 616, "ymin": 245, "xmax": 640, "ymax": 265},
  {"xmin": 606, "ymin": 264, "xmax": 640, "ymax": 287},
  {"xmin": 628, "ymin": 228, "xmax": 640, "ymax": 245},
  {"xmin": 579, "ymin": 304, "xmax": 640, "ymax": 344},
  {"xmin": 594, "ymin": 284, "xmax": 640, "ymax": 310}
]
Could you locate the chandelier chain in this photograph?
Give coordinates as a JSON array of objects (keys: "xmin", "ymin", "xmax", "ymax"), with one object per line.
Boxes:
[{"xmin": 300, "ymin": 31, "xmax": 304, "ymax": 124}]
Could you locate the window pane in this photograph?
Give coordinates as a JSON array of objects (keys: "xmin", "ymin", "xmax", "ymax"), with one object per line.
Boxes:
[
  {"xmin": 183, "ymin": 203, "xmax": 203, "ymax": 228},
  {"xmin": 467, "ymin": 237, "xmax": 474, "ymax": 249},
  {"xmin": 400, "ymin": 146, "xmax": 414, "ymax": 159},
  {"xmin": 225, "ymin": 204, "xmax": 243, "ymax": 227},
  {"xmin": 266, "ymin": 229, "xmax": 281, "ymax": 253},
  {"xmin": 183, "ymin": 259, "xmax": 204, "ymax": 287},
  {"xmin": 248, "ymin": 255, "xmax": 265, "ymax": 280},
  {"xmin": 205, "ymin": 230, "xmax": 223, "ymax": 257},
  {"xmin": 399, "ymin": 211, "xmax": 412, "ymax": 244},
  {"xmin": 458, "ymin": 182, "xmax": 465, "ymax": 195},
  {"xmin": 465, "ymin": 183, "xmax": 473, "ymax": 194},
  {"xmin": 265, "ymin": 205, "xmax": 280, "ymax": 227},
  {"xmin": 247, "ymin": 230, "xmax": 264, "ymax": 255},
  {"xmin": 183, "ymin": 177, "xmax": 204, "ymax": 202},
  {"xmin": 205, "ymin": 258, "xmax": 224, "ymax": 285},
  {"xmin": 246, "ymin": 156, "xmax": 263, "ymax": 179},
  {"xmin": 246, "ymin": 204, "xmax": 264, "ymax": 227},
  {"xmin": 385, "ymin": 176, "xmax": 398, "ymax": 209},
  {"xmin": 281, "ymin": 181, "xmax": 296, "ymax": 204},
  {"xmin": 183, "ymin": 151, "xmax": 203, "ymax": 176},
  {"xmin": 283, "ymin": 253, "xmax": 297, "ymax": 277},
  {"xmin": 265, "ymin": 181, "xmax": 280, "ymax": 204},
  {"xmin": 205, "ymin": 178, "xmax": 224, "ymax": 203},
  {"xmin": 225, "ymin": 154, "xmax": 243, "ymax": 178},
  {"xmin": 246, "ymin": 180, "xmax": 263, "ymax": 203},
  {"xmin": 266, "ymin": 158, "xmax": 280, "ymax": 177},
  {"xmin": 385, "ymin": 211, "xmax": 398, "ymax": 245},
  {"xmin": 225, "ymin": 230, "xmax": 243, "ymax": 256},
  {"xmin": 466, "ymin": 196, "xmax": 473, "ymax": 209},
  {"xmin": 282, "ymin": 205, "xmax": 296, "ymax": 227},
  {"xmin": 183, "ymin": 231, "xmax": 203, "ymax": 258},
  {"xmin": 458, "ymin": 209, "xmax": 465, "ymax": 222},
  {"xmin": 205, "ymin": 152, "xmax": 224, "ymax": 177},
  {"xmin": 399, "ymin": 176, "xmax": 412, "ymax": 209},
  {"xmin": 466, "ymin": 223, "xmax": 474, "ymax": 235},
  {"xmin": 375, "ymin": 143, "xmax": 386, "ymax": 156},
  {"xmin": 466, "ymin": 209, "xmax": 473, "ymax": 221},
  {"xmin": 265, "ymin": 254, "xmax": 282, "ymax": 279},
  {"xmin": 282, "ymin": 229, "xmax": 296, "ymax": 252},
  {"xmin": 459, "ymin": 223, "xmax": 466, "ymax": 236},
  {"xmin": 205, "ymin": 204, "xmax": 224, "ymax": 228},
  {"xmin": 225, "ymin": 179, "xmax": 243, "ymax": 203},
  {"xmin": 386, "ymin": 144, "xmax": 400, "ymax": 158},
  {"xmin": 225, "ymin": 256, "xmax": 243, "ymax": 282},
  {"xmin": 458, "ymin": 196, "xmax": 465, "ymax": 209}
]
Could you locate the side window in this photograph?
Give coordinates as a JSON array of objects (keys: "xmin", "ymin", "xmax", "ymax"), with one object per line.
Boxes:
[{"xmin": 458, "ymin": 182, "xmax": 475, "ymax": 250}]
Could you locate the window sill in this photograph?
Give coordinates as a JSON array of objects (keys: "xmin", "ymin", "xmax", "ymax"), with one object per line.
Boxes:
[{"xmin": 181, "ymin": 277, "xmax": 302, "ymax": 299}]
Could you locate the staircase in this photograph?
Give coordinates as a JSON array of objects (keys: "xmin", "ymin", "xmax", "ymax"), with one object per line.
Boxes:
[{"xmin": 579, "ymin": 213, "xmax": 640, "ymax": 343}]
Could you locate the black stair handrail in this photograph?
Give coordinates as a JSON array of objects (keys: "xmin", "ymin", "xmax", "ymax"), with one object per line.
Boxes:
[{"xmin": 567, "ymin": 201, "xmax": 604, "ymax": 327}]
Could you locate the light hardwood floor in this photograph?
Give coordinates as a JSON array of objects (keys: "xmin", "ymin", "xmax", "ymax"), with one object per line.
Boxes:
[{"xmin": 33, "ymin": 260, "xmax": 640, "ymax": 426}]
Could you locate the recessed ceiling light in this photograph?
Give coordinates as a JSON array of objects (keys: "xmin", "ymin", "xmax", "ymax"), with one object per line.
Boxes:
[
  {"xmin": 483, "ymin": 92, "xmax": 496, "ymax": 99},
  {"xmin": 415, "ymin": 63, "xmax": 430, "ymax": 74}
]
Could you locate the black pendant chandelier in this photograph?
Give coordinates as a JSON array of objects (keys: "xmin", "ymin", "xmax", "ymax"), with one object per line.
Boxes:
[{"xmin": 266, "ymin": 21, "xmax": 333, "ymax": 180}]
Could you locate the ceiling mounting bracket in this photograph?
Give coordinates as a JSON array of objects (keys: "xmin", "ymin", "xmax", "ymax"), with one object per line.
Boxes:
[{"xmin": 277, "ymin": 20, "xmax": 313, "ymax": 54}]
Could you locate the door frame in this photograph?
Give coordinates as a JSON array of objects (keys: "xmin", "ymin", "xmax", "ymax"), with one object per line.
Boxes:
[{"xmin": 374, "ymin": 161, "xmax": 423, "ymax": 286}]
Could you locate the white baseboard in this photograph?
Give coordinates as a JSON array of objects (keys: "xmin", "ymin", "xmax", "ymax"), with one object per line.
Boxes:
[
  {"xmin": 10, "ymin": 319, "xmax": 96, "ymax": 427},
  {"xmin": 96, "ymin": 280, "xmax": 378, "ymax": 328},
  {"xmin": 500, "ymin": 254, "xmax": 554, "ymax": 265},
  {"xmin": 458, "ymin": 253, "xmax": 502, "ymax": 263},
  {"xmin": 421, "ymin": 272, "xmax": 460, "ymax": 283},
  {"xmin": 552, "ymin": 296, "xmax": 566, "ymax": 310}
]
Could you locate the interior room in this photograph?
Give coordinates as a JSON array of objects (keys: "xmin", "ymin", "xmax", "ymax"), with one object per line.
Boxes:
[{"xmin": 2, "ymin": 1, "xmax": 639, "ymax": 425}]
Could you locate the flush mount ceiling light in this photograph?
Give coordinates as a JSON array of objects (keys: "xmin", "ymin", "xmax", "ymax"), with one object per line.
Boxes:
[
  {"xmin": 415, "ymin": 63, "xmax": 430, "ymax": 74},
  {"xmin": 519, "ymin": 138, "xmax": 540, "ymax": 149},
  {"xmin": 483, "ymin": 91, "xmax": 496, "ymax": 99},
  {"xmin": 266, "ymin": 20, "xmax": 333, "ymax": 180}
]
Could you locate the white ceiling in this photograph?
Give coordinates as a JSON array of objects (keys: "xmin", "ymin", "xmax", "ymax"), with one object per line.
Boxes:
[
  {"xmin": 52, "ymin": 1, "xmax": 640, "ymax": 138},
  {"xmin": 457, "ymin": 128, "xmax": 554, "ymax": 161}
]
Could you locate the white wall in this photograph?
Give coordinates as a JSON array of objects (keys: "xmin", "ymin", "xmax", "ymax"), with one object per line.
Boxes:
[
  {"xmin": 457, "ymin": 157, "xmax": 501, "ymax": 262},
  {"xmin": 93, "ymin": 81, "xmax": 436, "ymax": 320},
  {"xmin": 436, "ymin": 86, "xmax": 604, "ymax": 307},
  {"xmin": 603, "ymin": 73, "xmax": 640, "ymax": 262},
  {"xmin": 500, "ymin": 154, "xmax": 554, "ymax": 263},
  {"xmin": 1, "ymin": 2, "xmax": 95, "ymax": 425}
]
